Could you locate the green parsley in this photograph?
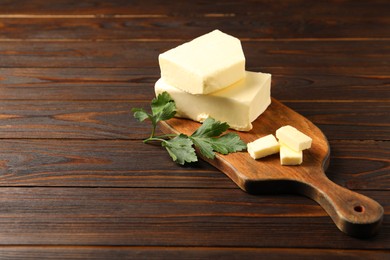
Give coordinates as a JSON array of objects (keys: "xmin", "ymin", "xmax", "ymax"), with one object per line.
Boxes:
[{"xmin": 132, "ymin": 92, "xmax": 247, "ymax": 165}]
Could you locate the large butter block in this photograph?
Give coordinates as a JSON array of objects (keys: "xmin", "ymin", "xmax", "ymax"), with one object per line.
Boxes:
[
  {"xmin": 155, "ymin": 71, "xmax": 271, "ymax": 131},
  {"xmin": 276, "ymin": 125, "xmax": 312, "ymax": 151},
  {"xmin": 247, "ymin": 134, "xmax": 280, "ymax": 159},
  {"xmin": 158, "ymin": 30, "xmax": 245, "ymax": 94}
]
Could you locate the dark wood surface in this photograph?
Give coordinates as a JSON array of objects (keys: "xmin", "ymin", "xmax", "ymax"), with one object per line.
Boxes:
[{"xmin": 0, "ymin": 0, "xmax": 388, "ymax": 259}]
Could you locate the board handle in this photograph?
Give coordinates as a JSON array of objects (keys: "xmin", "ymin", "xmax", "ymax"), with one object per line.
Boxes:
[{"xmin": 302, "ymin": 172, "xmax": 384, "ymax": 238}]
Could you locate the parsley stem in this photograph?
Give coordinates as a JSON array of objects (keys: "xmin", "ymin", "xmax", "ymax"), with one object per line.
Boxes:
[
  {"xmin": 155, "ymin": 134, "xmax": 177, "ymax": 138},
  {"xmin": 150, "ymin": 124, "xmax": 156, "ymax": 140},
  {"xmin": 143, "ymin": 137, "xmax": 169, "ymax": 143},
  {"xmin": 144, "ymin": 133, "xmax": 178, "ymax": 143}
]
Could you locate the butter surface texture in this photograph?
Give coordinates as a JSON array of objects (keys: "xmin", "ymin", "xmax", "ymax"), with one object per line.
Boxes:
[
  {"xmin": 280, "ymin": 143, "xmax": 303, "ymax": 165},
  {"xmin": 247, "ymin": 134, "xmax": 280, "ymax": 159},
  {"xmin": 159, "ymin": 30, "xmax": 245, "ymax": 94},
  {"xmin": 155, "ymin": 71, "xmax": 271, "ymax": 131},
  {"xmin": 276, "ymin": 125, "xmax": 312, "ymax": 151}
]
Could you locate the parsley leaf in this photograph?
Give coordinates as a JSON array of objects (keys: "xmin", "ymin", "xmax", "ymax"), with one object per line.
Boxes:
[
  {"xmin": 131, "ymin": 92, "xmax": 176, "ymax": 138},
  {"xmin": 191, "ymin": 117, "xmax": 229, "ymax": 138},
  {"xmin": 131, "ymin": 92, "xmax": 247, "ymax": 165},
  {"xmin": 132, "ymin": 108, "xmax": 150, "ymax": 122},
  {"xmin": 151, "ymin": 91, "xmax": 176, "ymax": 123},
  {"xmin": 190, "ymin": 118, "xmax": 247, "ymax": 159},
  {"xmin": 208, "ymin": 132, "xmax": 247, "ymax": 155},
  {"xmin": 189, "ymin": 136, "xmax": 215, "ymax": 159},
  {"xmin": 162, "ymin": 134, "xmax": 197, "ymax": 165}
]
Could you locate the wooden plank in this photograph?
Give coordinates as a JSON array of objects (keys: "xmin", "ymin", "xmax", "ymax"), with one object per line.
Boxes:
[
  {"xmin": 0, "ymin": 68, "xmax": 158, "ymax": 101},
  {"xmin": 0, "ymin": 14, "xmax": 389, "ymax": 40},
  {"xmin": 0, "ymin": 100, "xmax": 387, "ymax": 140},
  {"xmin": 325, "ymin": 141, "xmax": 390, "ymax": 190},
  {"xmin": 0, "ymin": 0, "xmax": 388, "ymax": 15},
  {"xmin": 0, "ymin": 65, "xmax": 160, "ymax": 101},
  {"xmin": 284, "ymin": 101, "xmax": 390, "ymax": 141},
  {"xmin": 267, "ymin": 67, "xmax": 390, "ymax": 102},
  {"xmin": 0, "ymin": 67, "xmax": 389, "ymax": 101},
  {"xmin": 0, "ymin": 246, "xmax": 389, "ymax": 260},
  {"xmin": 0, "ymin": 0, "xmax": 388, "ymax": 17},
  {"xmin": 0, "ymin": 139, "xmax": 229, "ymax": 188},
  {"xmin": 0, "ymin": 187, "xmax": 387, "ymax": 247},
  {"xmin": 0, "ymin": 41, "xmax": 160, "ymax": 68},
  {"xmin": 242, "ymin": 40, "xmax": 390, "ymax": 69},
  {"xmin": 0, "ymin": 1, "xmax": 388, "ymax": 40},
  {"xmin": 0, "ymin": 140, "xmax": 387, "ymax": 190},
  {"xmin": 0, "ymin": 101, "xmax": 138, "ymax": 139},
  {"xmin": 0, "ymin": 40, "xmax": 388, "ymax": 68}
]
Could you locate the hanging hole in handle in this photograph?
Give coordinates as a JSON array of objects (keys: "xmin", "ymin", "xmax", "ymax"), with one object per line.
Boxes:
[{"xmin": 354, "ymin": 205, "xmax": 364, "ymax": 213}]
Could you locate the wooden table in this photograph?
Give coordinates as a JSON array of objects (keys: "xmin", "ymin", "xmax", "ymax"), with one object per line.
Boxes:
[{"xmin": 0, "ymin": 0, "xmax": 388, "ymax": 258}]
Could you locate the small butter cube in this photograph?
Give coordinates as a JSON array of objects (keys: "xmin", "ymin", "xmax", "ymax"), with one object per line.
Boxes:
[
  {"xmin": 159, "ymin": 30, "xmax": 245, "ymax": 94},
  {"xmin": 155, "ymin": 71, "xmax": 271, "ymax": 131},
  {"xmin": 276, "ymin": 125, "xmax": 312, "ymax": 151},
  {"xmin": 280, "ymin": 143, "xmax": 303, "ymax": 165},
  {"xmin": 247, "ymin": 134, "xmax": 279, "ymax": 159}
]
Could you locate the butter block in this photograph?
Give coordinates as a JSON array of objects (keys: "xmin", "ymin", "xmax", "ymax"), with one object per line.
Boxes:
[
  {"xmin": 159, "ymin": 30, "xmax": 245, "ymax": 94},
  {"xmin": 247, "ymin": 134, "xmax": 279, "ymax": 159},
  {"xmin": 276, "ymin": 125, "xmax": 312, "ymax": 151},
  {"xmin": 155, "ymin": 71, "xmax": 271, "ymax": 131},
  {"xmin": 280, "ymin": 143, "xmax": 303, "ymax": 165}
]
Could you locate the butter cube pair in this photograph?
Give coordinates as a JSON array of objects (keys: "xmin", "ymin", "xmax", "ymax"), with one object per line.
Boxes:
[
  {"xmin": 155, "ymin": 30, "xmax": 271, "ymax": 131},
  {"xmin": 277, "ymin": 125, "xmax": 312, "ymax": 165},
  {"xmin": 247, "ymin": 125, "xmax": 312, "ymax": 165}
]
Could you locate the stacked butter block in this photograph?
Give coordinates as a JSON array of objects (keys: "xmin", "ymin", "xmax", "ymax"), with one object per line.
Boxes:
[
  {"xmin": 276, "ymin": 125, "xmax": 312, "ymax": 165},
  {"xmin": 155, "ymin": 30, "xmax": 271, "ymax": 131}
]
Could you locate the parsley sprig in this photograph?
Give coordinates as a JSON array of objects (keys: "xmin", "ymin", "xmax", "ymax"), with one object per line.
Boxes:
[{"xmin": 132, "ymin": 92, "xmax": 247, "ymax": 165}]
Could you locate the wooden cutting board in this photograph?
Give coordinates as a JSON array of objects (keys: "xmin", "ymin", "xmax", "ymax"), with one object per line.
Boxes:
[{"xmin": 160, "ymin": 98, "xmax": 383, "ymax": 238}]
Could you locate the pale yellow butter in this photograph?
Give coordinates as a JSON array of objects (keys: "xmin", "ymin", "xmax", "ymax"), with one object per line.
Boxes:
[
  {"xmin": 276, "ymin": 125, "xmax": 312, "ymax": 151},
  {"xmin": 247, "ymin": 134, "xmax": 279, "ymax": 159},
  {"xmin": 158, "ymin": 30, "xmax": 245, "ymax": 95},
  {"xmin": 155, "ymin": 71, "xmax": 271, "ymax": 131},
  {"xmin": 280, "ymin": 143, "xmax": 303, "ymax": 165}
]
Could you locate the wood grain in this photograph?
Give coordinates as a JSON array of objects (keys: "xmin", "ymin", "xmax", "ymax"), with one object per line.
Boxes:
[
  {"xmin": 0, "ymin": 139, "xmax": 226, "ymax": 188},
  {"xmin": 326, "ymin": 140, "xmax": 390, "ymax": 190},
  {"xmin": 0, "ymin": 68, "xmax": 159, "ymax": 100},
  {"xmin": 0, "ymin": 140, "xmax": 387, "ymax": 190},
  {"xmin": 0, "ymin": 0, "xmax": 389, "ymax": 39},
  {"xmin": 284, "ymin": 101, "xmax": 390, "ymax": 141},
  {"xmin": 0, "ymin": 187, "xmax": 387, "ymax": 247},
  {"xmin": 0, "ymin": 41, "xmax": 388, "ymax": 68},
  {"xmin": 0, "ymin": 100, "xmax": 136, "ymax": 139},
  {"xmin": 0, "ymin": 16, "xmax": 389, "ymax": 40},
  {"xmin": 1, "ymin": 0, "xmax": 389, "ymax": 18},
  {"xmin": 1, "ymin": 247, "xmax": 389, "ymax": 260}
]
